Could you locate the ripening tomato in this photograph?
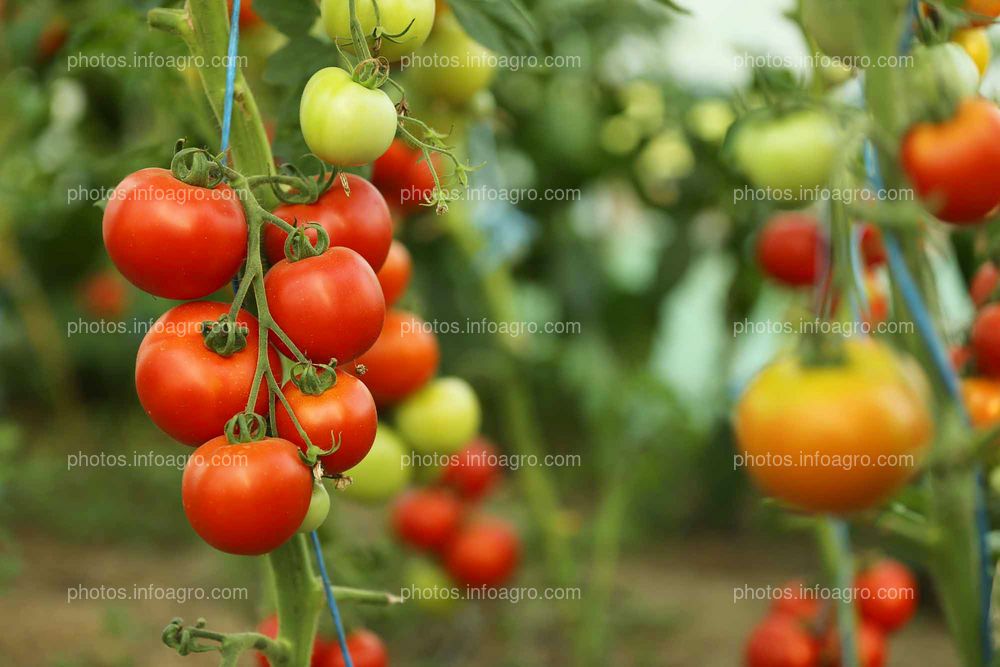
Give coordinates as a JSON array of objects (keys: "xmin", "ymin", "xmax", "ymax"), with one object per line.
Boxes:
[
  {"xmin": 952, "ymin": 346, "xmax": 973, "ymax": 373},
  {"xmin": 372, "ymin": 139, "xmax": 441, "ymax": 213},
  {"xmin": 406, "ymin": 13, "xmax": 495, "ymax": 106},
  {"xmin": 228, "ymin": 0, "xmax": 262, "ymax": 27},
  {"xmin": 300, "ymin": 68, "xmax": 397, "ymax": 167},
  {"xmin": 756, "ymin": 213, "xmax": 825, "ymax": 287},
  {"xmin": 971, "ymin": 303, "xmax": 1000, "ymax": 376},
  {"xmin": 341, "ymin": 424, "xmax": 412, "ymax": 503},
  {"xmin": 79, "ymin": 270, "xmax": 129, "ymax": 320},
  {"xmin": 963, "ymin": 378, "xmax": 1000, "ymax": 427},
  {"xmin": 377, "ymin": 241, "xmax": 413, "ymax": 307},
  {"xmin": 440, "ymin": 438, "xmax": 502, "ymax": 501},
  {"xmin": 255, "ymin": 615, "xmax": 334, "ymax": 667},
  {"xmin": 443, "ymin": 518, "xmax": 520, "ymax": 588},
  {"xmin": 354, "ymin": 310, "xmax": 439, "ymax": 404},
  {"xmin": 771, "ymin": 580, "xmax": 822, "ymax": 624},
  {"xmin": 860, "ymin": 224, "xmax": 886, "ymax": 268},
  {"xmin": 183, "ymin": 436, "xmax": 312, "ymax": 555},
  {"xmin": 392, "ymin": 488, "xmax": 463, "ymax": 552},
  {"xmin": 824, "ymin": 622, "xmax": 887, "ymax": 667},
  {"xmin": 265, "ymin": 174, "xmax": 392, "ymax": 271},
  {"xmin": 971, "ymin": 261, "xmax": 1000, "ymax": 307},
  {"xmin": 854, "ymin": 560, "xmax": 918, "ymax": 633},
  {"xmin": 321, "ymin": 629, "xmax": 389, "ymax": 667},
  {"xmin": 265, "ymin": 247, "xmax": 386, "ymax": 363},
  {"xmin": 965, "ymin": 0, "xmax": 1000, "ymax": 25},
  {"xmin": 103, "ymin": 168, "xmax": 247, "ymax": 299},
  {"xmin": 953, "ymin": 28, "xmax": 991, "ymax": 77},
  {"xmin": 136, "ymin": 302, "xmax": 280, "ymax": 445},
  {"xmin": 745, "ymin": 614, "xmax": 820, "ymax": 667},
  {"xmin": 321, "ymin": 0, "xmax": 435, "ymax": 62},
  {"xmin": 275, "ymin": 369, "xmax": 378, "ymax": 474},
  {"xmin": 734, "ymin": 339, "xmax": 933, "ymax": 513},
  {"xmin": 901, "ymin": 98, "xmax": 1000, "ymax": 224},
  {"xmin": 396, "ymin": 377, "xmax": 481, "ymax": 454}
]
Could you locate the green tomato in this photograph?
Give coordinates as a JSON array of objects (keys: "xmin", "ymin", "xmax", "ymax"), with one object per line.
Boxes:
[
  {"xmin": 321, "ymin": 0, "xmax": 435, "ymax": 62},
  {"xmin": 341, "ymin": 424, "xmax": 412, "ymax": 504},
  {"xmin": 800, "ymin": 0, "xmax": 869, "ymax": 59},
  {"xmin": 395, "ymin": 377, "xmax": 480, "ymax": 454},
  {"xmin": 405, "ymin": 13, "xmax": 494, "ymax": 106},
  {"xmin": 298, "ymin": 482, "xmax": 331, "ymax": 533},
  {"xmin": 903, "ymin": 43, "xmax": 980, "ymax": 127},
  {"xmin": 404, "ymin": 558, "xmax": 458, "ymax": 614},
  {"xmin": 300, "ymin": 67, "xmax": 397, "ymax": 167},
  {"xmin": 729, "ymin": 108, "xmax": 840, "ymax": 195}
]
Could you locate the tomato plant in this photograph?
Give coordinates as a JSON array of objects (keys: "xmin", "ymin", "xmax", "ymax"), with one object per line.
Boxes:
[
  {"xmin": 265, "ymin": 247, "xmax": 386, "ymax": 363},
  {"xmin": 439, "ymin": 438, "xmax": 502, "ymax": 501},
  {"xmin": 376, "ymin": 240, "xmax": 413, "ymax": 307},
  {"xmin": 756, "ymin": 212, "xmax": 825, "ymax": 287},
  {"xmin": 298, "ymin": 483, "xmax": 332, "ymax": 534},
  {"xmin": 265, "ymin": 174, "xmax": 393, "ymax": 272},
  {"xmin": 320, "ymin": 0, "xmax": 435, "ymax": 62},
  {"xmin": 354, "ymin": 310, "xmax": 439, "ymax": 404},
  {"xmin": 321, "ymin": 629, "xmax": 389, "ymax": 667},
  {"xmin": 395, "ymin": 377, "xmax": 481, "ymax": 454},
  {"xmin": 300, "ymin": 68, "xmax": 397, "ymax": 167},
  {"xmin": 391, "ymin": 488, "xmax": 464, "ymax": 551},
  {"xmin": 744, "ymin": 614, "xmax": 820, "ymax": 667},
  {"xmin": 102, "ymin": 168, "xmax": 247, "ymax": 299},
  {"xmin": 135, "ymin": 301, "xmax": 280, "ymax": 445},
  {"xmin": 971, "ymin": 303, "xmax": 1000, "ymax": 376},
  {"xmin": 854, "ymin": 560, "xmax": 918, "ymax": 633},
  {"xmin": 182, "ymin": 436, "xmax": 312, "ymax": 555},
  {"xmin": 256, "ymin": 615, "xmax": 333, "ymax": 667},
  {"xmin": 443, "ymin": 518, "xmax": 520, "ymax": 588},
  {"xmin": 372, "ymin": 139, "xmax": 441, "ymax": 214},
  {"xmin": 341, "ymin": 425, "xmax": 412, "ymax": 503},
  {"xmin": 407, "ymin": 13, "xmax": 495, "ymax": 106}
]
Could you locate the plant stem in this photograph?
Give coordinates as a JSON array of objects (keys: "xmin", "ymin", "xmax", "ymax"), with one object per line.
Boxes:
[
  {"xmin": 816, "ymin": 518, "xmax": 859, "ymax": 667},
  {"xmin": 268, "ymin": 535, "xmax": 324, "ymax": 667}
]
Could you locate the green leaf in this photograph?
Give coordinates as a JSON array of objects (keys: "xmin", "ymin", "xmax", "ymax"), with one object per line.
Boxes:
[
  {"xmin": 251, "ymin": 0, "xmax": 319, "ymax": 36},
  {"xmin": 648, "ymin": 0, "xmax": 690, "ymax": 13},
  {"xmin": 447, "ymin": 0, "xmax": 542, "ymax": 56},
  {"xmin": 264, "ymin": 37, "xmax": 339, "ymax": 86}
]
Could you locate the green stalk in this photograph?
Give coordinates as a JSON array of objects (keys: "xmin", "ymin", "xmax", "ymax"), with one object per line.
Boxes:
[
  {"xmin": 816, "ymin": 518, "xmax": 859, "ymax": 667},
  {"xmin": 268, "ymin": 536, "xmax": 324, "ymax": 667}
]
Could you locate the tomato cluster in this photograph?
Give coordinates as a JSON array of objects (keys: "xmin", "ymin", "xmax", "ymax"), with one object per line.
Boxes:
[
  {"xmin": 745, "ymin": 560, "xmax": 918, "ymax": 667},
  {"xmin": 256, "ymin": 615, "xmax": 389, "ymax": 667},
  {"xmin": 952, "ymin": 261, "xmax": 1000, "ymax": 428}
]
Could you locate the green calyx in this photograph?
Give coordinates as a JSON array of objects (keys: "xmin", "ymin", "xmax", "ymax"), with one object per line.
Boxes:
[
  {"xmin": 170, "ymin": 143, "xmax": 225, "ymax": 189},
  {"xmin": 224, "ymin": 413, "xmax": 268, "ymax": 444},
  {"xmin": 283, "ymin": 222, "xmax": 331, "ymax": 263},
  {"xmin": 290, "ymin": 361, "xmax": 339, "ymax": 396},
  {"xmin": 201, "ymin": 315, "xmax": 248, "ymax": 357}
]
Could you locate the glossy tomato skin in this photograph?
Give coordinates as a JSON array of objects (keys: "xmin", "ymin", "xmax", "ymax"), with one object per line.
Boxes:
[
  {"xmin": 756, "ymin": 213, "xmax": 825, "ymax": 287},
  {"xmin": 854, "ymin": 560, "xmax": 918, "ymax": 633},
  {"xmin": 136, "ymin": 302, "xmax": 280, "ymax": 445},
  {"xmin": 971, "ymin": 261, "xmax": 1000, "ymax": 307},
  {"xmin": 443, "ymin": 518, "xmax": 520, "ymax": 588},
  {"xmin": 734, "ymin": 339, "xmax": 933, "ymax": 513},
  {"xmin": 963, "ymin": 378, "xmax": 1000, "ymax": 427},
  {"xmin": 745, "ymin": 614, "xmax": 820, "ymax": 667},
  {"xmin": 377, "ymin": 240, "xmax": 413, "ymax": 307},
  {"xmin": 372, "ymin": 139, "xmax": 440, "ymax": 213},
  {"xmin": 901, "ymin": 99, "xmax": 1000, "ymax": 224},
  {"xmin": 322, "ymin": 0, "xmax": 435, "ymax": 62},
  {"xmin": 354, "ymin": 310, "xmax": 439, "ymax": 404},
  {"xmin": 972, "ymin": 304, "xmax": 1000, "ymax": 376},
  {"xmin": 392, "ymin": 488, "xmax": 463, "ymax": 552},
  {"xmin": 300, "ymin": 68, "xmax": 396, "ymax": 167},
  {"xmin": 183, "ymin": 436, "xmax": 312, "ymax": 555},
  {"xmin": 440, "ymin": 438, "xmax": 502, "ymax": 501},
  {"xmin": 322, "ymin": 629, "xmax": 389, "ymax": 667},
  {"xmin": 103, "ymin": 168, "xmax": 247, "ymax": 299},
  {"xmin": 265, "ymin": 247, "xmax": 386, "ymax": 364},
  {"xmin": 275, "ymin": 369, "xmax": 378, "ymax": 474},
  {"xmin": 265, "ymin": 174, "xmax": 392, "ymax": 271},
  {"xmin": 341, "ymin": 425, "xmax": 412, "ymax": 503}
]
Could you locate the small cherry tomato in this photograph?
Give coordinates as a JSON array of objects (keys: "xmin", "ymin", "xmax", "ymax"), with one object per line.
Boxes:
[
  {"xmin": 396, "ymin": 377, "xmax": 481, "ymax": 454},
  {"xmin": 756, "ymin": 212, "xmax": 825, "ymax": 287},
  {"xmin": 183, "ymin": 436, "xmax": 312, "ymax": 555},
  {"xmin": 275, "ymin": 369, "xmax": 378, "ymax": 474},
  {"xmin": 854, "ymin": 560, "xmax": 918, "ymax": 633},
  {"xmin": 354, "ymin": 310, "xmax": 439, "ymax": 404},
  {"xmin": 341, "ymin": 424, "xmax": 412, "ymax": 503},
  {"xmin": 439, "ymin": 438, "xmax": 502, "ymax": 501},
  {"xmin": 971, "ymin": 261, "xmax": 1000, "ymax": 307},
  {"xmin": 745, "ymin": 614, "xmax": 820, "ymax": 667},
  {"xmin": 265, "ymin": 247, "xmax": 386, "ymax": 364},
  {"xmin": 971, "ymin": 303, "xmax": 1000, "ymax": 377},
  {"xmin": 265, "ymin": 174, "xmax": 393, "ymax": 271},
  {"xmin": 321, "ymin": 629, "xmax": 389, "ymax": 667},
  {"xmin": 392, "ymin": 488, "xmax": 463, "ymax": 552},
  {"xmin": 377, "ymin": 240, "xmax": 413, "ymax": 307},
  {"xmin": 443, "ymin": 518, "xmax": 521, "ymax": 588},
  {"xmin": 962, "ymin": 378, "xmax": 1000, "ymax": 427}
]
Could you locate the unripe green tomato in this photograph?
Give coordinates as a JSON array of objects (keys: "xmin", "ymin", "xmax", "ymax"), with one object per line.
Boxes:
[
  {"xmin": 404, "ymin": 558, "xmax": 459, "ymax": 614},
  {"xmin": 300, "ymin": 67, "xmax": 397, "ymax": 166},
  {"xmin": 321, "ymin": 0, "xmax": 435, "ymax": 62},
  {"xmin": 404, "ymin": 13, "xmax": 494, "ymax": 106},
  {"xmin": 903, "ymin": 43, "xmax": 980, "ymax": 126},
  {"xmin": 341, "ymin": 425, "xmax": 412, "ymax": 503},
  {"xmin": 395, "ymin": 377, "xmax": 481, "ymax": 454},
  {"xmin": 298, "ymin": 482, "xmax": 331, "ymax": 533},
  {"xmin": 800, "ymin": 0, "xmax": 870, "ymax": 59}
]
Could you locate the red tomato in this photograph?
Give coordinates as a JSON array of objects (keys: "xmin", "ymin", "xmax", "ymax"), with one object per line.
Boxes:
[
  {"xmin": 103, "ymin": 168, "xmax": 247, "ymax": 299},
  {"xmin": 963, "ymin": 377, "xmax": 1000, "ymax": 427},
  {"xmin": 354, "ymin": 310, "xmax": 439, "ymax": 404},
  {"xmin": 756, "ymin": 213, "xmax": 826, "ymax": 287},
  {"xmin": 79, "ymin": 270, "xmax": 129, "ymax": 320},
  {"xmin": 745, "ymin": 615, "xmax": 820, "ymax": 667},
  {"xmin": 182, "ymin": 436, "xmax": 312, "ymax": 555},
  {"xmin": 854, "ymin": 560, "xmax": 918, "ymax": 633},
  {"xmin": 371, "ymin": 139, "xmax": 440, "ymax": 214},
  {"xmin": 901, "ymin": 98, "xmax": 1000, "ymax": 224},
  {"xmin": 376, "ymin": 240, "xmax": 412, "ymax": 307},
  {"xmin": 322, "ymin": 629, "xmax": 389, "ymax": 667},
  {"xmin": 771, "ymin": 580, "xmax": 822, "ymax": 624},
  {"xmin": 37, "ymin": 16, "xmax": 69, "ymax": 62},
  {"xmin": 265, "ymin": 174, "xmax": 392, "ymax": 271},
  {"xmin": 228, "ymin": 0, "xmax": 263, "ymax": 27},
  {"xmin": 275, "ymin": 369, "xmax": 378, "ymax": 474},
  {"xmin": 136, "ymin": 302, "xmax": 280, "ymax": 445},
  {"xmin": 824, "ymin": 622, "xmax": 887, "ymax": 667},
  {"xmin": 952, "ymin": 346, "xmax": 973, "ymax": 374},
  {"xmin": 443, "ymin": 518, "xmax": 520, "ymax": 588},
  {"xmin": 440, "ymin": 438, "xmax": 502, "ymax": 501},
  {"xmin": 860, "ymin": 224, "xmax": 886, "ymax": 268},
  {"xmin": 971, "ymin": 303, "xmax": 1000, "ymax": 377},
  {"xmin": 255, "ymin": 615, "xmax": 334, "ymax": 667},
  {"xmin": 391, "ymin": 488, "xmax": 463, "ymax": 552},
  {"xmin": 265, "ymin": 247, "xmax": 386, "ymax": 363},
  {"xmin": 971, "ymin": 261, "xmax": 1000, "ymax": 307}
]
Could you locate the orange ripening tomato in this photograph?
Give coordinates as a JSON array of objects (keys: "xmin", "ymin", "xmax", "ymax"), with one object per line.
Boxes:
[
  {"xmin": 964, "ymin": 0, "xmax": 1000, "ymax": 25},
  {"xmin": 745, "ymin": 614, "xmax": 821, "ymax": 667},
  {"xmin": 734, "ymin": 339, "xmax": 933, "ymax": 513},
  {"xmin": 962, "ymin": 378, "xmax": 1000, "ymax": 427},
  {"xmin": 377, "ymin": 240, "xmax": 413, "ymax": 307},
  {"xmin": 353, "ymin": 310, "xmax": 440, "ymax": 404}
]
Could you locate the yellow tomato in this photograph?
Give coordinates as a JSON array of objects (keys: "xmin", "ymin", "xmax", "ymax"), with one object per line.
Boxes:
[
  {"xmin": 962, "ymin": 378, "xmax": 1000, "ymax": 428},
  {"xmin": 734, "ymin": 339, "xmax": 933, "ymax": 513},
  {"xmin": 953, "ymin": 28, "xmax": 991, "ymax": 77}
]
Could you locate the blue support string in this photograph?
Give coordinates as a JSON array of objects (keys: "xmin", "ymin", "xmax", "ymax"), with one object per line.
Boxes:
[{"xmin": 311, "ymin": 530, "xmax": 355, "ymax": 667}]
